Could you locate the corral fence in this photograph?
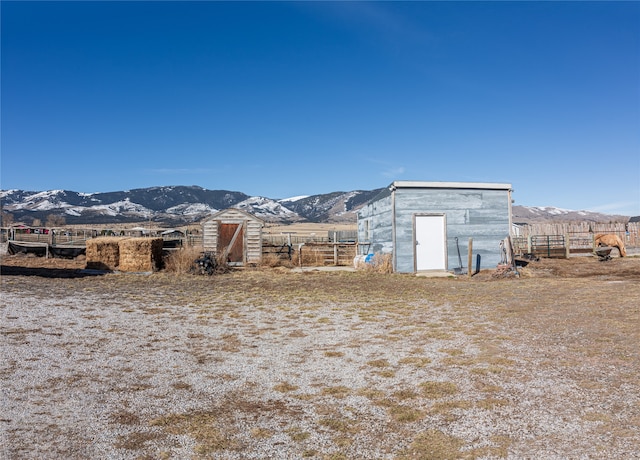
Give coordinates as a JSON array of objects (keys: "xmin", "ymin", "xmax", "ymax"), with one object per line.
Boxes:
[
  {"xmin": 1, "ymin": 227, "xmax": 359, "ymax": 267},
  {"xmin": 511, "ymin": 222, "xmax": 639, "ymax": 258},
  {"xmin": 1, "ymin": 227, "xmax": 94, "ymax": 246},
  {"xmin": 512, "ymin": 235, "xmax": 568, "ymax": 258},
  {"xmin": 3, "ymin": 227, "xmax": 193, "ymax": 247},
  {"xmin": 262, "ymin": 230, "xmax": 357, "ymax": 246},
  {"xmin": 262, "ymin": 242, "xmax": 357, "ymax": 267}
]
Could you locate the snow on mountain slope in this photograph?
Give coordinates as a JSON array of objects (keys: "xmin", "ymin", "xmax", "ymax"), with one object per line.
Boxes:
[
  {"xmin": 511, "ymin": 205, "xmax": 628, "ymax": 223},
  {"xmin": 234, "ymin": 196, "xmax": 300, "ymax": 220},
  {"xmin": 165, "ymin": 203, "xmax": 218, "ymax": 216},
  {"xmin": 279, "ymin": 195, "xmax": 309, "ymax": 203}
]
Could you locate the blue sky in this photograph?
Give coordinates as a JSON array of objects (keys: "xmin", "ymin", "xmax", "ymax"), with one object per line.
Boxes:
[{"xmin": 2, "ymin": 1, "xmax": 639, "ymax": 215}]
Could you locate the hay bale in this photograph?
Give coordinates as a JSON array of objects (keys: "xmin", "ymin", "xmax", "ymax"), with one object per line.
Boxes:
[
  {"xmin": 85, "ymin": 237, "xmax": 124, "ymax": 270},
  {"xmin": 118, "ymin": 237, "xmax": 163, "ymax": 272}
]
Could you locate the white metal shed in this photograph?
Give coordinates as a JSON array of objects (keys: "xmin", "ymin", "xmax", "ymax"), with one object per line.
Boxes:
[{"xmin": 357, "ymin": 181, "xmax": 513, "ymax": 273}]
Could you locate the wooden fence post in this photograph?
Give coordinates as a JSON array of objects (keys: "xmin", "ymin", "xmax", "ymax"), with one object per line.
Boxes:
[
  {"xmin": 506, "ymin": 236, "xmax": 515, "ymax": 266},
  {"xmin": 467, "ymin": 238, "xmax": 473, "ymax": 278}
]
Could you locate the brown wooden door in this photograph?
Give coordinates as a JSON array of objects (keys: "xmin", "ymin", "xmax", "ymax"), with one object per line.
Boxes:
[{"xmin": 218, "ymin": 223, "xmax": 244, "ymax": 263}]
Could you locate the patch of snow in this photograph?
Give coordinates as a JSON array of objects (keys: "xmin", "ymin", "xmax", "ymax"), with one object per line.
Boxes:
[
  {"xmin": 27, "ymin": 190, "xmax": 65, "ymax": 200},
  {"xmin": 280, "ymin": 195, "xmax": 309, "ymax": 203},
  {"xmin": 235, "ymin": 196, "xmax": 297, "ymax": 217},
  {"xmin": 31, "ymin": 199, "xmax": 69, "ymax": 211},
  {"xmin": 166, "ymin": 203, "xmax": 217, "ymax": 215},
  {"xmin": 88, "ymin": 199, "xmax": 150, "ymax": 216},
  {"xmin": 533, "ymin": 206, "xmax": 571, "ymax": 215},
  {"xmin": 64, "ymin": 208, "xmax": 83, "ymax": 217},
  {"xmin": 0, "ymin": 189, "xmax": 19, "ymax": 198}
]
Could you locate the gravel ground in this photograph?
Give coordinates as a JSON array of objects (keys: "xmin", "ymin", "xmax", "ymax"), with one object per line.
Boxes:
[{"xmin": 1, "ymin": 256, "xmax": 639, "ymax": 459}]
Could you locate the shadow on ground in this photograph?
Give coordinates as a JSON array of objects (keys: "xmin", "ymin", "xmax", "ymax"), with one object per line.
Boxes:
[{"xmin": 0, "ymin": 265, "xmax": 110, "ymax": 278}]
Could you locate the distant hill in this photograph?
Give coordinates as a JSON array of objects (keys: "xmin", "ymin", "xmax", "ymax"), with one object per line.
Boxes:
[
  {"xmin": 0, "ymin": 186, "xmax": 631, "ymax": 226},
  {"xmin": 0, "ymin": 186, "xmax": 385, "ymax": 226},
  {"xmin": 512, "ymin": 205, "xmax": 630, "ymax": 224}
]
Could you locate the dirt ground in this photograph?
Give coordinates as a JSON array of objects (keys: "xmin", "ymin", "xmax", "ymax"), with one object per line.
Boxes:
[
  {"xmin": 1, "ymin": 252, "xmax": 639, "ymax": 459},
  {"xmin": 1, "ymin": 250, "xmax": 640, "ymax": 280}
]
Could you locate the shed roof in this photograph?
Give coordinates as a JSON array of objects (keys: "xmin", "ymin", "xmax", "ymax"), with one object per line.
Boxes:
[
  {"xmin": 161, "ymin": 229, "xmax": 184, "ymax": 236},
  {"xmin": 202, "ymin": 207, "xmax": 264, "ymax": 224},
  {"xmin": 389, "ymin": 181, "xmax": 512, "ymax": 191}
]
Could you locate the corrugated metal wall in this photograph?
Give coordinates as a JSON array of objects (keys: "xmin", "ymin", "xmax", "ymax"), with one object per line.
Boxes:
[{"xmin": 202, "ymin": 209, "xmax": 263, "ymax": 265}]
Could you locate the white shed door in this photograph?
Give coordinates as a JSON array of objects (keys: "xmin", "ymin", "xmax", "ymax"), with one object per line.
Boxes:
[{"xmin": 415, "ymin": 214, "xmax": 446, "ymax": 271}]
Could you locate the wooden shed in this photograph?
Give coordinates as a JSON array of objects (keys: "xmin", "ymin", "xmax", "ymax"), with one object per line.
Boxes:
[
  {"xmin": 202, "ymin": 208, "xmax": 264, "ymax": 266},
  {"xmin": 357, "ymin": 181, "xmax": 513, "ymax": 273}
]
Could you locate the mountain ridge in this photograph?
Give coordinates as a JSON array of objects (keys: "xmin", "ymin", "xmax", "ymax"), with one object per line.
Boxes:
[{"xmin": 0, "ymin": 186, "xmax": 632, "ymax": 226}]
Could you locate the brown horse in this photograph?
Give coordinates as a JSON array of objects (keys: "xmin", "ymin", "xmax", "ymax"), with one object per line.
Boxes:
[{"xmin": 594, "ymin": 234, "xmax": 627, "ymax": 257}]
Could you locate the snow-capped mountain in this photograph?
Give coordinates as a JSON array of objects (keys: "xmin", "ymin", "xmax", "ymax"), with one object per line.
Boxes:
[
  {"xmin": 511, "ymin": 205, "xmax": 630, "ymax": 223},
  {"xmin": 0, "ymin": 186, "xmax": 384, "ymax": 225},
  {"xmin": 234, "ymin": 196, "xmax": 300, "ymax": 220},
  {"xmin": 0, "ymin": 186, "xmax": 631, "ymax": 226}
]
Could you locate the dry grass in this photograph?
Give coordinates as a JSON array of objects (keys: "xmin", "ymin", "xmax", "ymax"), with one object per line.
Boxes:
[
  {"xmin": 354, "ymin": 252, "xmax": 394, "ymax": 273},
  {"xmin": 162, "ymin": 246, "xmax": 203, "ymax": 274},
  {"xmin": 298, "ymin": 245, "xmax": 327, "ymax": 266},
  {"xmin": 150, "ymin": 411, "xmax": 237, "ymax": 454},
  {"xmin": 164, "ymin": 247, "xmax": 232, "ymax": 275},
  {"xmin": 1, "ymin": 255, "xmax": 639, "ymax": 459},
  {"xmin": 259, "ymin": 252, "xmax": 295, "ymax": 268},
  {"xmin": 420, "ymin": 381, "xmax": 459, "ymax": 399},
  {"xmin": 399, "ymin": 429, "xmax": 465, "ymax": 459},
  {"xmin": 274, "ymin": 381, "xmax": 299, "ymax": 393}
]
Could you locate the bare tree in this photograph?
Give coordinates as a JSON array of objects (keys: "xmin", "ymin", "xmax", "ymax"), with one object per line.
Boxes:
[
  {"xmin": 46, "ymin": 214, "xmax": 66, "ymax": 227},
  {"xmin": 1, "ymin": 211, "xmax": 15, "ymax": 227}
]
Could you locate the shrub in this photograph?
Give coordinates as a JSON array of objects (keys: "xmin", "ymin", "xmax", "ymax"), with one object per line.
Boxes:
[
  {"xmin": 355, "ymin": 253, "xmax": 393, "ymax": 274},
  {"xmin": 164, "ymin": 247, "xmax": 202, "ymax": 274},
  {"xmin": 260, "ymin": 253, "xmax": 294, "ymax": 268}
]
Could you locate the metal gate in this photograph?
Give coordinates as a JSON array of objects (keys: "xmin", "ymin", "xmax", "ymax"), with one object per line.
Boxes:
[{"xmin": 531, "ymin": 235, "xmax": 566, "ymax": 258}]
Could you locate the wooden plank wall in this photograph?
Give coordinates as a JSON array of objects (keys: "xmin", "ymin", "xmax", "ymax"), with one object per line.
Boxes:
[
  {"xmin": 202, "ymin": 209, "xmax": 263, "ymax": 264},
  {"xmin": 357, "ymin": 192, "xmax": 394, "ymax": 256},
  {"xmin": 357, "ymin": 187, "xmax": 512, "ymax": 272},
  {"xmin": 394, "ymin": 188, "xmax": 511, "ymax": 272}
]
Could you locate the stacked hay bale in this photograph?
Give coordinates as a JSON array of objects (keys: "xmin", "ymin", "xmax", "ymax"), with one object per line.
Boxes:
[
  {"xmin": 118, "ymin": 238, "xmax": 163, "ymax": 272},
  {"xmin": 85, "ymin": 237, "xmax": 164, "ymax": 272},
  {"xmin": 85, "ymin": 237, "xmax": 123, "ymax": 270}
]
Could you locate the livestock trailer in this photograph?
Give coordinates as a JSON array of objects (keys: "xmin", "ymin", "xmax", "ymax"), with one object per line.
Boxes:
[{"xmin": 357, "ymin": 181, "xmax": 513, "ymax": 273}]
